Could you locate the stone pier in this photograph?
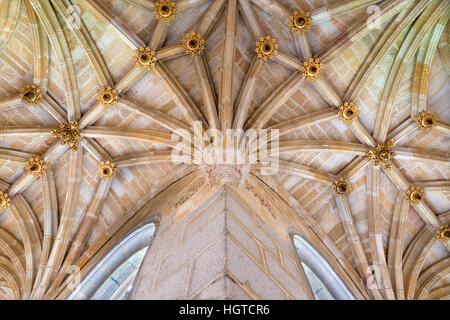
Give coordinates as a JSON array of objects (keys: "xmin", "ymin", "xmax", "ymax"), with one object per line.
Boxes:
[{"xmin": 129, "ymin": 187, "xmax": 311, "ymax": 300}]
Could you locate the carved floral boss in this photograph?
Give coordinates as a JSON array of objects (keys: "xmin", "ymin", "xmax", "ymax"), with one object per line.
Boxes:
[{"xmin": 153, "ymin": 1, "xmax": 177, "ymax": 23}]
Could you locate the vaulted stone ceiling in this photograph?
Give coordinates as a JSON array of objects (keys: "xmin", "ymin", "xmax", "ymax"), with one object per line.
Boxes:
[{"xmin": 0, "ymin": 0, "xmax": 448, "ymax": 300}]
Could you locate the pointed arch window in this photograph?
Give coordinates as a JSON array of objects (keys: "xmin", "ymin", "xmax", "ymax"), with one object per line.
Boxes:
[
  {"xmin": 293, "ymin": 235, "xmax": 354, "ymax": 300},
  {"xmin": 68, "ymin": 223, "xmax": 155, "ymax": 300}
]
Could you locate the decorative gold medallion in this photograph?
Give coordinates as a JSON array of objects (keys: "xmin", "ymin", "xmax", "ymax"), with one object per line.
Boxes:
[
  {"xmin": 51, "ymin": 121, "xmax": 81, "ymax": 151},
  {"xmin": 97, "ymin": 161, "xmax": 117, "ymax": 180},
  {"xmin": 332, "ymin": 178, "xmax": 353, "ymax": 197},
  {"xmin": 416, "ymin": 111, "xmax": 439, "ymax": 132},
  {"xmin": 405, "ymin": 186, "xmax": 425, "ymax": 205},
  {"xmin": 25, "ymin": 157, "xmax": 48, "ymax": 177},
  {"xmin": 302, "ymin": 58, "xmax": 324, "ymax": 81},
  {"xmin": 338, "ymin": 101, "xmax": 359, "ymax": 124},
  {"xmin": 288, "ymin": 10, "xmax": 312, "ymax": 33},
  {"xmin": 154, "ymin": 1, "xmax": 176, "ymax": 22},
  {"xmin": 134, "ymin": 47, "xmax": 158, "ymax": 70},
  {"xmin": 436, "ymin": 224, "xmax": 449, "ymax": 243},
  {"xmin": 0, "ymin": 192, "xmax": 11, "ymax": 212},
  {"xmin": 255, "ymin": 36, "xmax": 279, "ymax": 61},
  {"xmin": 20, "ymin": 84, "xmax": 43, "ymax": 106},
  {"xmin": 366, "ymin": 140, "xmax": 395, "ymax": 169},
  {"xmin": 96, "ymin": 86, "xmax": 118, "ymax": 109},
  {"xmin": 182, "ymin": 32, "xmax": 205, "ymax": 56}
]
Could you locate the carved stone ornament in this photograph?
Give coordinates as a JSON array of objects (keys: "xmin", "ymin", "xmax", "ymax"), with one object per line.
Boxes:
[
  {"xmin": 0, "ymin": 192, "xmax": 11, "ymax": 212},
  {"xmin": 405, "ymin": 186, "xmax": 425, "ymax": 205},
  {"xmin": 134, "ymin": 47, "xmax": 158, "ymax": 70},
  {"xmin": 416, "ymin": 111, "xmax": 439, "ymax": 132},
  {"xmin": 245, "ymin": 181, "xmax": 274, "ymax": 213},
  {"xmin": 366, "ymin": 140, "xmax": 395, "ymax": 170},
  {"xmin": 97, "ymin": 161, "xmax": 117, "ymax": 180},
  {"xmin": 203, "ymin": 164, "xmax": 250, "ymax": 188},
  {"xmin": 25, "ymin": 157, "xmax": 48, "ymax": 177},
  {"xmin": 175, "ymin": 178, "xmax": 205, "ymax": 208},
  {"xmin": 338, "ymin": 101, "xmax": 359, "ymax": 124},
  {"xmin": 332, "ymin": 177, "xmax": 353, "ymax": 197},
  {"xmin": 21, "ymin": 84, "xmax": 43, "ymax": 106},
  {"xmin": 436, "ymin": 224, "xmax": 449, "ymax": 243},
  {"xmin": 255, "ymin": 36, "xmax": 279, "ymax": 61},
  {"xmin": 96, "ymin": 86, "xmax": 119, "ymax": 109},
  {"xmin": 288, "ymin": 10, "xmax": 312, "ymax": 34},
  {"xmin": 302, "ymin": 58, "xmax": 324, "ymax": 81}
]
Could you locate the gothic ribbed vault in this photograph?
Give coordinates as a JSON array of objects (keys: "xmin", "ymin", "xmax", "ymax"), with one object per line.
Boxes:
[{"xmin": 0, "ymin": 0, "xmax": 449, "ymax": 300}]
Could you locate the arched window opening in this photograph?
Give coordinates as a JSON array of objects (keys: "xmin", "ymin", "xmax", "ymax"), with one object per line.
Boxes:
[
  {"xmin": 68, "ymin": 223, "xmax": 155, "ymax": 300},
  {"xmin": 293, "ymin": 235, "xmax": 354, "ymax": 300}
]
